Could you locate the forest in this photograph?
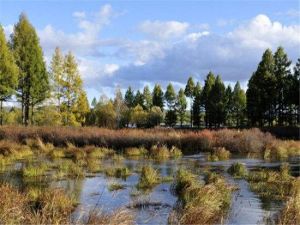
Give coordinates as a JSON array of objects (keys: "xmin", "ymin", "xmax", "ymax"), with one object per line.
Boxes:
[{"xmin": 1, "ymin": 14, "xmax": 299, "ymax": 129}]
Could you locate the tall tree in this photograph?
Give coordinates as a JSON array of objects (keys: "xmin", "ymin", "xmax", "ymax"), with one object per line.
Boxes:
[
  {"xmin": 201, "ymin": 72, "xmax": 215, "ymax": 127},
  {"xmin": 273, "ymin": 47, "xmax": 291, "ymax": 125},
  {"xmin": 184, "ymin": 76, "xmax": 195, "ymax": 127},
  {"xmin": 224, "ymin": 85, "xmax": 233, "ymax": 127},
  {"xmin": 143, "ymin": 85, "xmax": 152, "ymax": 111},
  {"xmin": 208, "ymin": 75, "xmax": 226, "ymax": 127},
  {"xmin": 74, "ymin": 91, "xmax": 90, "ymax": 126},
  {"xmin": 152, "ymin": 84, "xmax": 164, "ymax": 110},
  {"xmin": 232, "ymin": 82, "xmax": 246, "ymax": 127},
  {"xmin": 60, "ymin": 52, "xmax": 83, "ymax": 126},
  {"xmin": 247, "ymin": 49, "xmax": 275, "ymax": 126},
  {"xmin": 12, "ymin": 13, "xmax": 49, "ymax": 126},
  {"xmin": 0, "ymin": 25, "xmax": 18, "ymax": 125},
  {"xmin": 164, "ymin": 83, "xmax": 177, "ymax": 126},
  {"xmin": 176, "ymin": 88, "xmax": 187, "ymax": 127},
  {"xmin": 125, "ymin": 86, "xmax": 135, "ymax": 108},
  {"xmin": 192, "ymin": 82, "xmax": 202, "ymax": 128},
  {"xmin": 134, "ymin": 90, "xmax": 144, "ymax": 108},
  {"xmin": 50, "ymin": 47, "xmax": 64, "ymax": 112}
]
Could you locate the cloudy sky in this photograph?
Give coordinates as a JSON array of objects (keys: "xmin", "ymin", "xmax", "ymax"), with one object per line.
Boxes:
[{"xmin": 1, "ymin": 0, "xmax": 300, "ymax": 101}]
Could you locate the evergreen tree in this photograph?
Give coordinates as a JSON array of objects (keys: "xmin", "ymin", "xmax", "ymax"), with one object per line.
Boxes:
[
  {"xmin": 113, "ymin": 86, "xmax": 126, "ymax": 128},
  {"xmin": 134, "ymin": 90, "xmax": 144, "ymax": 108},
  {"xmin": 201, "ymin": 72, "xmax": 215, "ymax": 127},
  {"xmin": 208, "ymin": 75, "xmax": 226, "ymax": 127},
  {"xmin": 232, "ymin": 82, "xmax": 246, "ymax": 127},
  {"xmin": 0, "ymin": 25, "xmax": 18, "ymax": 125},
  {"xmin": 143, "ymin": 85, "xmax": 152, "ymax": 111},
  {"xmin": 164, "ymin": 83, "xmax": 177, "ymax": 126},
  {"xmin": 147, "ymin": 106, "xmax": 163, "ymax": 127},
  {"xmin": 12, "ymin": 13, "xmax": 49, "ymax": 126},
  {"xmin": 224, "ymin": 85, "xmax": 233, "ymax": 126},
  {"xmin": 184, "ymin": 76, "xmax": 195, "ymax": 127},
  {"xmin": 176, "ymin": 88, "xmax": 187, "ymax": 127},
  {"xmin": 125, "ymin": 86, "xmax": 135, "ymax": 108},
  {"xmin": 273, "ymin": 47, "xmax": 291, "ymax": 125},
  {"xmin": 247, "ymin": 49, "xmax": 275, "ymax": 126},
  {"xmin": 152, "ymin": 84, "xmax": 164, "ymax": 110},
  {"xmin": 192, "ymin": 82, "xmax": 202, "ymax": 128}
]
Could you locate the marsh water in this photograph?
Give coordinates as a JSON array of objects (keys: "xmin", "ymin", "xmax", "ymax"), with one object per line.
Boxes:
[{"xmin": 1, "ymin": 152, "xmax": 299, "ymax": 225}]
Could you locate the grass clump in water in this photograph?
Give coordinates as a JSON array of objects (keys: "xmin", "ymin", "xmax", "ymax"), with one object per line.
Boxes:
[
  {"xmin": 264, "ymin": 140, "xmax": 300, "ymax": 161},
  {"xmin": 108, "ymin": 182, "xmax": 126, "ymax": 191},
  {"xmin": 277, "ymin": 178, "xmax": 300, "ymax": 225},
  {"xmin": 208, "ymin": 147, "xmax": 230, "ymax": 161},
  {"xmin": 170, "ymin": 168, "xmax": 234, "ymax": 225},
  {"xmin": 22, "ymin": 163, "xmax": 49, "ymax": 177},
  {"xmin": 54, "ymin": 160, "xmax": 84, "ymax": 179},
  {"xmin": 125, "ymin": 147, "xmax": 148, "ymax": 157},
  {"xmin": 136, "ymin": 165, "xmax": 160, "ymax": 190},
  {"xmin": 87, "ymin": 147, "xmax": 114, "ymax": 159},
  {"xmin": 104, "ymin": 167, "xmax": 131, "ymax": 179},
  {"xmin": 86, "ymin": 159, "xmax": 102, "ymax": 173},
  {"xmin": 49, "ymin": 148, "xmax": 65, "ymax": 159},
  {"xmin": 150, "ymin": 145, "xmax": 170, "ymax": 160},
  {"xmin": 227, "ymin": 162, "xmax": 248, "ymax": 178},
  {"xmin": 247, "ymin": 163, "xmax": 293, "ymax": 200},
  {"xmin": 170, "ymin": 146, "xmax": 182, "ymax": 158}
]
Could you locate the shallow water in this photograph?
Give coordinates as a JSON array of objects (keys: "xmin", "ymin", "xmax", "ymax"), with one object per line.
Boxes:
[{"xmin": 1, "ymin": 153, "xmax": 299, "ymax": 225}]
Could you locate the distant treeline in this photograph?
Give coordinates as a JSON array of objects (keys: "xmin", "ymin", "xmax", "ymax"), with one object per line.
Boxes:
[{"xmin": 0, "ymin": 14, "xmax": 299, "ymax": 128}]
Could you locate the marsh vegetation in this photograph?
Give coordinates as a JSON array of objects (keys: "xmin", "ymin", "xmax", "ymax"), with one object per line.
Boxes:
[{"xmin": 0, "ymin": 128, "xmax": 299, "ymax": 224}]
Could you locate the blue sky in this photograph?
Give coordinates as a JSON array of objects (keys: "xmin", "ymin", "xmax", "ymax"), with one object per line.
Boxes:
[{"xmin": 1, "ymin": 0, "xmax": 300, "ymax": 101}]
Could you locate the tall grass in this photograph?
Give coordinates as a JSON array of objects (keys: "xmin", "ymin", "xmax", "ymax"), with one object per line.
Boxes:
[
  {"xmin": 136, "ymin": 165, "xmax": 160, "ymax": 189},
  {"xmin": 170, "ymin": 168, "xmax": 233, "ymax": 225},
  {"xmin": 1, "ymin": 126, "xmax": 297, "ymax": 155}
]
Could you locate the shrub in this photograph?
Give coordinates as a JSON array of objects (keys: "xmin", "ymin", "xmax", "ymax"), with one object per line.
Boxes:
[
  {"xmin": 137, "ymin": 165, "xmax": 160, "ymax": 189},
  {"xmin": 208, "ymin": 147, "xmax": 230, "ymax": 161},
  {"xmin": 227, "ymin": 162, "xmax": 248, "ymax": 178}
]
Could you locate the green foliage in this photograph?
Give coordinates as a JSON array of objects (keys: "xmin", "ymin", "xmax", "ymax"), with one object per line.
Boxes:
[
  {"xmin": 137, "ymin": 165, "xmax": 160, "ymax": 189},
  {"xmin": 152, "ymin": 84, "xmax": 164, "ymax": 110},
  {"xmin": 165, "ymin": 110, "xmax": 177, "ymax": 127},
  {"xmin": 192, "ymin": 82, "xmax": 202, "ymax": 127},
  {"xmin": 232, "ymin": 82, "xmax": 246, "ymax": 127},
  {"xmin": 0, "ymin": 25, "xmax": 18, "ymax": 125},
  {"xmin": 184, "ymin": 76, "xmax": 195, "ymax": 127},
  {"xmin": 202, "ymin": 72, "xmax": 216, "ymax": 127},
  {"xmin": 147, "ymin": 106, "xmax": 163, "ymax": 127},
  {"xmin": 176, "ymin": 88, "xmax": 187, "ymax": 127},
  {"xmin": 134, "ymin": 90, "xmax": 144, "ymax": 109},
  {"xmin": 227, "ymin": 162, "xmax": 248, "ymax": 178},
  {"xmin": 12, "ymin": 14, "xmax": 49, "ymax": 126},
  {"xmin": 132, "ymin": 104, "xmax": 147, "ymax": 127},
  {"xmin": 124, "ymin": 86, "xmax": 135, "ymax": 108},
  {"xmin": 95, "ymin": 100, "xmax": 116, "ymax": 128},
  {"xmin": 143, "ymin": 85, "xmax": 152, "ymax": 111}
]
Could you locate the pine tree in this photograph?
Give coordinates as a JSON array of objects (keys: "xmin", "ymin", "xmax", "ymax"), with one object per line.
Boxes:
[
  {"xmin": 125, "ymin": 86, "xmax": 135, "ymax": 108},
  {"xmin": 176, "ymin": 88, "xmax": 187, "ymax": 127},
  {"xmin": 0, "ymin": 25, "xmax": 18, "ymax": 125},
  {"xmin": 12, "ymin": 13, "xmax": 49, "ymax": 126},
  {"xmin": 247, "ymin": 49, "xmax": 275, "ymax": 126},
  {"xmin": 273, "ymin": 47, "xmax": 291, "ymax": 125},
  {"xmin": 208, "ymin": 75, "xmax": 226, "ymax": 127},
  {"xmin": 201, "ymin": 72, "xmax": 215, "ymax": 127},
  {"xmin": 192, "ymin": 82, "xmax": 202, "ymax": 128},
  {"xmin": 152, "ymin": 84, "xmax": 164, "ymax": 110},
  {"xmin": 224, "ymin": 85, "xmax": 233, "ymax": 127},
  {"xmin": 91, "ymin": 97, "xmax": 97, "ymax": 108},
  {"xmin": 232, "ymin": 82, "xmax": 246, "ymax": 127},
  {"xmin": 184, "ymin": 76, "xmax": 195, "ymax": 127},
  {"xmin": 134, "ymin": 90, "xmax": 144, "ymax": 108},
  {"xmin": 143, "ymin": 85, "xmax": 152, "ymax": 111},
  {"xmin": 164, "ymin": 83, "xmax": 177, "ymax": 126}
]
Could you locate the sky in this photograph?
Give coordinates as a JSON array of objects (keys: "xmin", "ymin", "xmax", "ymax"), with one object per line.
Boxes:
[{"xmin": 1, "ymin": 0, "xmax": 300, "ymax": 102}]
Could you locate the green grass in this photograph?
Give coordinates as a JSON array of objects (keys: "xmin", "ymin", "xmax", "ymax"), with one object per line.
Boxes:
[
  {"xmin": 136, "ymin": 165, "xmax": 160, "ymax": 190},
  {"xmin": 104, "ymin": 167, "xmax": 131, "ymax": 178},
  {"xmin": 208, "ymin": 147, "xmax": 230, "ymax": 161},
  {"xmin": 54, "ymin": 160, "xmax": 84, "ymax": 179},
  {"xmin": 170, "ymin": 168, "xmax": 234, "ymax": 225},
  {"xmin": 124, "ymin": 147, "xmax": 148, "ymax": 157},
  {"xmin": 108, "ymin": 182, "xmax": 126, "ymax": 191},
  {"xmin": 22, "ymin": 163, "xmax": 49, "ymax": 177},
  {"xmin": 227, "ymin": 162, "xmax": 248, "ymax": 178},
  {"xmin": 247, "ymin": 163, "xmax": 293, "ymax": 200}
]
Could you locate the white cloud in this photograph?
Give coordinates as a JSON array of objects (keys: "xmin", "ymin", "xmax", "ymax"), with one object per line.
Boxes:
[
  {"xmin": 139, "ymin": 20, "xmax": 189, "ymax": 40},
  {"xmin": 73, "ymin": 11, "xmax": 86, "ymax": 19},
  {"xmin": 106, "ymin": 14, "xmax": 300, "ymax": 88}
]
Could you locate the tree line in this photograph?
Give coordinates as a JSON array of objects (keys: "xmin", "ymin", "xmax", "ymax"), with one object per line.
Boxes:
[{"xmin": 0, "ymin": 14, "xmax": 299, "ymax": 128}]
